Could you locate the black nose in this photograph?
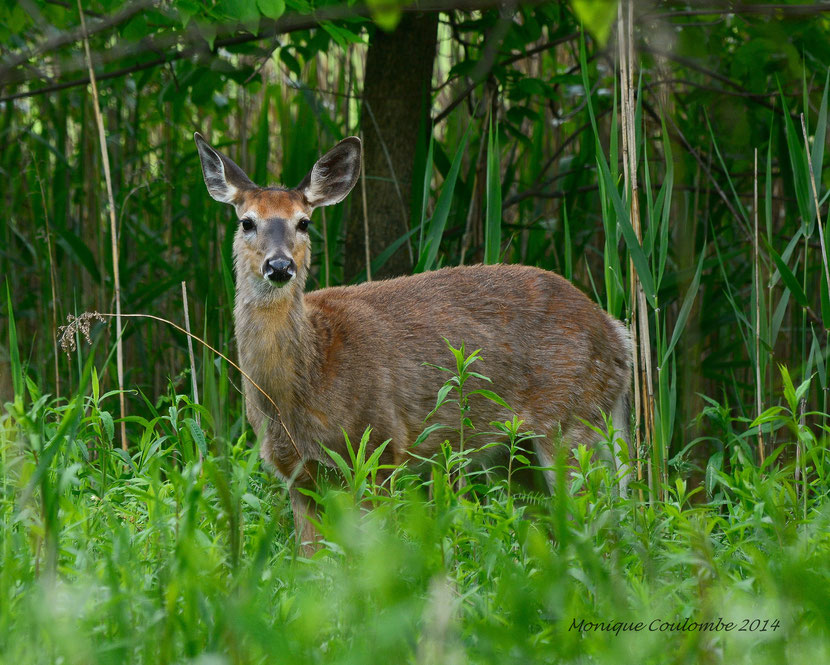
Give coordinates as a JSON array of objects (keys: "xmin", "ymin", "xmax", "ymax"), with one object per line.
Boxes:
[{"xmin": 263, "ymin": 257, "xmax": 296, "ymax": 283}]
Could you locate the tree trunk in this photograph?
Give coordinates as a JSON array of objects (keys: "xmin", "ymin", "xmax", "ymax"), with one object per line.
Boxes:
[{"xmin": 344, "ymin": 12, "xmax": 438, "ymax": 281}]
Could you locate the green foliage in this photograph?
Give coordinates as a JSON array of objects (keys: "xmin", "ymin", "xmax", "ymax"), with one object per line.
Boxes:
[
  {"xmin": 3, "ymin": 358, "xmax": 830, "ymax": 663},
  {"xmin": 570, "ymin": 0, "xmax": 618, "ymax": 46},
  {"xmin": 415, "ymin": 125, "xmax": 472, "ymax": 273}
]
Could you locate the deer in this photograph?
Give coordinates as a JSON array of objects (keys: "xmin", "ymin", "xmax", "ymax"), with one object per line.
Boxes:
[{"xmin": 194, "ymin": 132, "xmax": 633, "ymax": 554}]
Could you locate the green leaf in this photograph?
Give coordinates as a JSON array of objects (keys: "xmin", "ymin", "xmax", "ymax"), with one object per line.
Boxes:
[
  {"xmin": 811, "ymin": 72, "xmax": 829, "ymax": 195},
  {"xmin": 195, "ymin": 19, "xmax": 217, "ymax": 50},
  {"xmin": 779, "ymin": 364, "xmax": 797, "ymax": 413},
  {"xmin": 428, "ymin": 383, "xmax": 455, "ymax": 419},
  {"xmin": 367, "ymin": 0, "xmax": 402, "ymax": 31},
  {"xmin": 221, "ymin": 0, "xmax": 259, "ymax": 30},
  {"xmin": 257, "ymin": 0, "xmax": 285, "ymax": 20},
  {"xmin": 185, "ymin": 418, "xmax": 208, "ymax": 457},
  {"xmin": 280, "ymin": 49, "xmax": 302, "ymax": 77},
  {"xmin": 5, "ymin": 283, "xmax": 22, "ymax": 407},
  {"xmin": 351, "ymin": 227, "xmax": 420, "ymax": 284},
  {"xmin": 122, "ymin": 15, "xmax": 152, "ymax": 41},
  {"xmin": 596, "ymin": 155, "xmax": 657, "ymax": 307},
  {"xmin": 322, "ymin": 443, "xmax": 353, "ymax": 483},
  {"xmin": 414, "ymin": 423, "xmax": 450, "ymax": 448},
  {"xmin": 54, "ymin": 225, "xmax": 100, "ymax": 283},
  {"xmin": 661, "ymin": 247, "xmax": 704, "ymax": 366},
  {"xmin": 177, "ymin": 0, "xmax": 200, "ymax": 28},
  {"xmin": 777, "ymin": 84, "xmax": 812, "ymax": 229},
  {"xmin": 320, "ymin": 22, "xmax": 364, "ymax": 47},
  {"xmin": 769, "ymin": 244, "xmax": 809, "ymax": 308},
  {"xmin": 100, "ymin": 411, "xmax": 114, "ymax": 444},
  {"xmin": 469, "ymin": 389, "xmax": 512, "ymax": 411},
  {"xmin": 705, "ymin": 451, "xmax": 723, "ymax": 495},
  {"xmin": 415, "ymin": 124, "xmax": 472, "ymax": 273},
  {"xmin": 570, "ymin": 0, "xmax": 618, "ymax": 46}
]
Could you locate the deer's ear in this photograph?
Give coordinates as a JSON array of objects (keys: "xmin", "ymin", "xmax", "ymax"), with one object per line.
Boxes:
[
  {"xmin": 297, "ymin": 137, "xmax": 361, "ymax": 208},
  {"xmin": 194, "ymin": 132, "xmax": 255, "ymax": 205}
]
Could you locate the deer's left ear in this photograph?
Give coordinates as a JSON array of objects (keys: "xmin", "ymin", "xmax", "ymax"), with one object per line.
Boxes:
[
  {"xmin": 194, "ymin": 132, "xmax": 256, "ymax": 205},
  {"xmin": 297, "ymin": 137, "xmax": 361, "ymax": 208}
]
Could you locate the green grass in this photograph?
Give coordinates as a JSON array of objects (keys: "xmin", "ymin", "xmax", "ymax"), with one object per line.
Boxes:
[{"xmin": 2, "ymin": 343, "xmax": 830, "ymax": 664}]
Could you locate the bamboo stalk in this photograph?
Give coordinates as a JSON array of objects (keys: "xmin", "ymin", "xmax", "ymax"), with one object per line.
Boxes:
[{"xmin": 78, "ymin": 0, "xmax": 127, "ymax": 451}]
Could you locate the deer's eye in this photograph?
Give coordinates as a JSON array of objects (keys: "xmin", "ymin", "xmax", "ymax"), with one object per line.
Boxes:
[
  {"xmin": 241, "ymin": 218, "xmax": 255, "ymax": 232},
  {"xmin": 297, "ymin": 218, "xmax": 310, "ymax": 232}
]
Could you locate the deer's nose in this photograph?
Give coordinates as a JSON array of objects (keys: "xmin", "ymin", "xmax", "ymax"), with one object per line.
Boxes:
[{"xmin": 263, "ymin": 256, "xmax": 296, "ymax": 283}]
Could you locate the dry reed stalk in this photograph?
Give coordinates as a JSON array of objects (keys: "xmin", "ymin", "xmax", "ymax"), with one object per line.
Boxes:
[
  {"xmin": 181, "ymin": 282, "xmax": 201, "ymax": 438},
  {"xmin": 799, "ymin": 113, "xmax": 826, "ymax": 518},
  {"xmin": 753, "ymin": 149, "xmax": 764, "ymax": 465},
  {"xmin": 313, "ymin": 116, "xmax": 331, "ymax": 287},
  {"xmin": 30, "ymin": 151, "xmax": 61, "ymax": 397},
  {"xmin": 78, "ymin": 0, "xmax": 127, "ymax": 451},
  {"xmin": 801, "ymin": 114, "xmax": 830, "ymax": 307},
  {"xmin": 618, "ymin": 0, "xmax": 656, "ymax": 500}
]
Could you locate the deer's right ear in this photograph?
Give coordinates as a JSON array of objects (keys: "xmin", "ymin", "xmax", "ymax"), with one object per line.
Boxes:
[{"xmin": 194, "ymin": 132, "xmax": 255, "ymax": 205}]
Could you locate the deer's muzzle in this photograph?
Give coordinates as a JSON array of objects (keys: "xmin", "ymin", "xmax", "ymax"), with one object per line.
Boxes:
[{"xmin": 263, "ymin": 256, "xmax": 296, "ymax": 284}]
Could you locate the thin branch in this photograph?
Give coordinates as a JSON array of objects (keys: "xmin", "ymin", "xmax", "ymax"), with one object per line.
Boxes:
[
  {"xmin": 0, "ymin": 0, "xmax": 157, "ymax": 79},
  {"xmin": 645, "ymin": 3, "xmax": 830, "ymax": 19},
  {"xmin": 433, "ymin": 1, "xmax": 517, "ymax": 124},
  {"xmin": 498, "ymin": 30, "xmax": 579, "ymax": 69},
  {"xmin": 1, "ymin": 0, "xmax": 544, "ymax": 103}
]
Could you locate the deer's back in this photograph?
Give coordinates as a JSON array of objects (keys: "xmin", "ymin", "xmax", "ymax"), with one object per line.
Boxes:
[{"xmin": 300, "ymin": 264, "xmax": 630, "ymax": 462}]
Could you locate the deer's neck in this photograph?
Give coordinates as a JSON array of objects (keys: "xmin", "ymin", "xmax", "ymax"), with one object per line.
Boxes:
[{"xmin": 234, "ymin": 278, "xmax": 316, "ymax": 414}]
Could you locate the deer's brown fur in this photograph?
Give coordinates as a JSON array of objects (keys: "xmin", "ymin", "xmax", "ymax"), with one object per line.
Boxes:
[{"xmin": 194, "ymin": 132, "xmax": 632, "ymax": 553}]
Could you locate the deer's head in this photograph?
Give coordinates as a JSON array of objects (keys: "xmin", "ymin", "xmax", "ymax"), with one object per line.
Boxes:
[{"xmin": 194, "ymin": 133, "xmax": 361, "ymax": 302}]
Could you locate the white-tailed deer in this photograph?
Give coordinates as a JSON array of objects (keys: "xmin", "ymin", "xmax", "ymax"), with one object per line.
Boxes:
[{"xmin": 194, "ymin": 132, "xmax": 632, "ymax": 552}]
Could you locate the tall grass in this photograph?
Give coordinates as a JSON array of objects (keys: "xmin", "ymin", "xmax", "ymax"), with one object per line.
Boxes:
[{"xmin": 3, "ymin": 301, "xmax": 830, "ymax": 663}]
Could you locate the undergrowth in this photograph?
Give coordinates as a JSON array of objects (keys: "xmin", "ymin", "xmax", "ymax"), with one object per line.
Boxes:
[{"xmin": 2, "ymin": 341, "xmax": 830, "ymax": 665}]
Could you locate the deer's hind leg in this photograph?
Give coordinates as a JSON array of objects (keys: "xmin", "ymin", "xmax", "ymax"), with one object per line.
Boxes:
[
  {"xmin": 534, "ymin": 410, "xmax": 631, "ymax": 498},
  {"xmin": 290, "ymin": 485, "xmax": 320, "ymax": 557}
]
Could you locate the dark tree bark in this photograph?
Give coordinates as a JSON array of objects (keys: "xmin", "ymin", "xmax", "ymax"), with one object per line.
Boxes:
[{"xmin": 344, "ymin": 12, "xmax": 438, "ymax": 281}]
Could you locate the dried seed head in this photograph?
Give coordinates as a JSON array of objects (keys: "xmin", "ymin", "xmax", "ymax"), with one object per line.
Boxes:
[{"xmin": 58, "ymin": 312, "xmax": 106, "ymax": 354}]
